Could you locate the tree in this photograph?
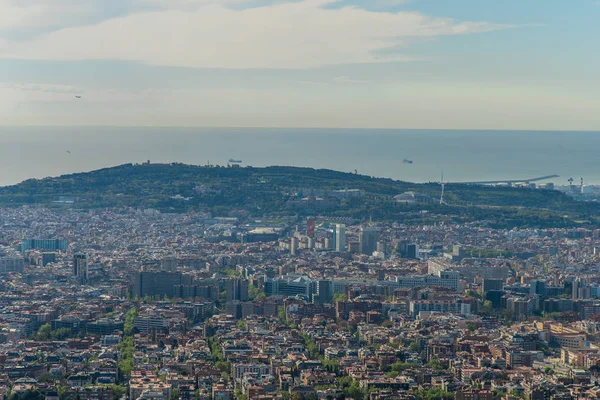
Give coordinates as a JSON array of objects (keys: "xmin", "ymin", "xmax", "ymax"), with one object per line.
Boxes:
[
  {"xmin": 333, "ymin": 293, "xmax": 347, "ymax": 302},
  {"xmin": 543, "ymin": 367, "xmax": 554, "ymax": 375},
  {"xmin": 215, "ymin": 361, "xmax": 231, "ymax": 374},
  {"xmin": 482, "ymin": 300, "xmax": 494, "ymax": 314},
  {"xmin": 344, "ymin": 381, "xmax": 365, "ymax": 400},
  {"xmin": 35, "ymin": 324, "xmax": 52, "ymax": 340},
  {"xmin": 248, "ymin": 285, "xmax": 265, "ymax": 300},
  {"xmin": 236, "ymin": 320, "xmax": 247, "ymax": 330},
  {"xmin": 427, "ymin": 358, "xmax": 444, "ymax": 370},
  {"xmin": 278, "ymin": 306, "xmax": 287, "ymax": 322},
  {"xmin": 322, "ymin": 359, "xmax": 339, "ymax": 374},
  {"xmin": 414, "ymin": 388, "xmax": 453, "ymax": 400},
  {"xmin": 336, "ymin": 376, "xmax": 353, "ymax": 389},
  {"xmin": 123, "ymin": 307, "xmax": 138, "ymax": 336},
  {"xmin": 391, "ymin": 362, "xmax": 414, "ymax": 372},
  {"xmin": 51, "ymin": 328, "xmax": 74, "ymax": 340},
  {"xmin": 8, "ymin": 390, "xmax": 44, "ymax": 400}
]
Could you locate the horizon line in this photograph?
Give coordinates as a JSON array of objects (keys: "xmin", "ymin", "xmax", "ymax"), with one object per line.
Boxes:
[{"xmin": 1, "ymin": 125, "xmax": 600, "ymax": 134}]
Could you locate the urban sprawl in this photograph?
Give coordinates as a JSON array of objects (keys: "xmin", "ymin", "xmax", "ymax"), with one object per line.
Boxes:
[{"xmin": 3, "ymin": 206, "xmax": 600, "ymax": 400}]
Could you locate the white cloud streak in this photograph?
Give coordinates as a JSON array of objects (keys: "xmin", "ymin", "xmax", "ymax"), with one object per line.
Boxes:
[
  {"xmin": 0, "ymin": 0, "xmax": 512, "ymax": 69},
  {"xmin": 0, "ymin": 0, "xmax": 98, "ymax": 31}
]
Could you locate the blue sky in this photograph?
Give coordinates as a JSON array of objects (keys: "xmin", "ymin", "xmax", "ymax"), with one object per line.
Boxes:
[{"xmin": 0, "ymin": 0, "xmax": 598, "ymax": 130}]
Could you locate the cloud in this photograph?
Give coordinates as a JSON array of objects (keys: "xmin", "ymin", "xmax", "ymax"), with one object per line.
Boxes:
[
  {"xmin": 0, "ymin": 0, "xmax": 512, "ymax": 69},
  {"xmin": 332, "ymin": 75, "xmax": 370, "ymax": 84},
  {"xmin": 300, "ymin": 75, "xmax": 371, "ymax": 85},
  {"xmin": 0, "ymin": 0, "xmax": 100, "ymax": 31},
  {"xmin": 0, "ymin": 82, "xmax": 81, "ymax": 94}
]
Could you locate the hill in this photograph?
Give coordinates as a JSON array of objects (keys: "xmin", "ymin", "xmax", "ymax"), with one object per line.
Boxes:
[{"xmin": 0, "ymin": 163, "xmax": 596, "ymax": 228}]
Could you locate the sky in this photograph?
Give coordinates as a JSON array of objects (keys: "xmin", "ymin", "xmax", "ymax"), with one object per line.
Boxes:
[{"xmin": 0, "ymin": 0, "xmax": 599, "ymax": 130}]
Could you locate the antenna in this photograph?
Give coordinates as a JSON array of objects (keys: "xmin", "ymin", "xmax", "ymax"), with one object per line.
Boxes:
[{"xmin": 440, "ymin": 171, "xmax": 446, "ymax": 205}]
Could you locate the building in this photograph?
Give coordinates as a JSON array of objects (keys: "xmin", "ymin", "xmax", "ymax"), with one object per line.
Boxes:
[
  {"xmin": 40, "ymin": 253, "xmax": 57, "ymax": 267},
  {"xmin": 455, "ymin": 388, "xmax": 493, "ymax": 400},
  {"xmin": 133, "ymin": 271, "xmax": 192, "ymax": 299},
  {"xmin": 227, "ymin": 278, "xmax": 249, "ymax": 302},
  {"xmin": 225, "ymin": 301, "xmax": 242, "ymax": 319},
  {"xmin": 396, "ymin": 270, "xmax": 461, "ymax": 292},
  {"xmin": 482, "ymin": 279, "xmax": 504, "ymax": 293},
  {"xmin": 265, "ymin": 276, "xmax": 313, "ymax": 298},
  {"xmin": 233, "ymin": 364, "xmax": 272, "ymax": 381},
  {"xmin": 306, "ymin": 218, "xmax": 315, "ymax": 238},
  {"xmin": 409, "ymin": 299, "xmax": 471, "ymax": 318},
  {"xmin": 333, "ymin": 224, "xmax": 346, "ymax": 252},
  {"xmin": 86, "ymin": 319, "xmax": 124, "ymax": 335},
  {"xmin": 315, "ymin": 279, "xmax": 334, "ymax": 304},
  {"xmin": 173, "ymin": 284, "xmax": 219, "ymax": 301},
  {"xmin": 21, "ymin": 239, "xmax": 68, "ymax": 253},
  {"xmin": 428, "ymin": 257, "xmax": 510, "ymax": 283},
  {"xmin": 240, "ymin": 228, "xmax": 280, "ymax": 243},
  {"xmin": 161, "ymin": 256, "xmax": 178, "ymax": 272},
  {"xmin": 290, "ymin": 237, "xmax": 299, "ymax": 255},
  {"xmin": 0, "ymin": 257, "xmax": 25, "ymax": 274},
  {"xmin": 530, "ymin": 280, "xmax": 547, "ymax": 297},
  {"xmin": 133, "ymin": 313, "xmax": 180, "ymax": 334},
  {"xmin": 359, "ymin": 227, "xmax": 380, "ymax": 255},
  {"xmin": 407, "ymin": 244, "xmax": 419, "ymax": 259},
  {"xmin": 73, "ymin": 253, "xmax": 88, "ymax": 283}
]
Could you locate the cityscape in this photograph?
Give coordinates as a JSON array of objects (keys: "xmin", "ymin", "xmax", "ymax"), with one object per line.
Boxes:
[
  {"xmin": 1, "ymin": 0, "xmax": 600, "ymax": 400},
  {"xmin": 2, "ymin": 178, "xmax": 600, "ymax": 400}
]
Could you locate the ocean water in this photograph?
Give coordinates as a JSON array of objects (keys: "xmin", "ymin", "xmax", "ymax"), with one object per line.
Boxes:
[{"xmin": 0, "ymin": 126, "xmax": 599, "ymax": 187}]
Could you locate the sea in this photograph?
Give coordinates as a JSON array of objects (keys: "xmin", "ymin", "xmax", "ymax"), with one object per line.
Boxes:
[{"xmin": 0, "ymin": 126, "xmax": 599, "ymax": 187}]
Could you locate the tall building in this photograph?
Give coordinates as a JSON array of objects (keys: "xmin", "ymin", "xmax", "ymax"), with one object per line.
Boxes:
[
  {"xmin": 334, "ymin": 224, "xmax": 346, "ymax": 252},
  {"xmin": 306, "ymin": 218, "xmax": 315, "ymax": 238},
  {"xmin": 359, "ymin": 226, "xmax": 380, "ymax": 255},
  {"xmin": 73, "ymin": 253, "xmax": 88, "ymax": 283},
  {"xmin": 41, "ymin": 253, "xmax": 57, "ymax": 267},
  {"xmin": 227, "ymin": 278, "xmax": 249, "ymax": 302},
  {"xmin": 290, "ymin": 237, "xmax": 299, "ymax": 255},
  {"xmin": 407, "ymin": 244, "xmax": 419, "ymax": 259},
  {"xmin": 396, "ymin": 240, "xmax": 418, "ymax": 259},
  {"xmin": 161, "ymin": 256, "xmax": 178, "ymax": 272},
  {"xmin": 315, "ymin": 279, "xmax": 333, "ymax": 304},
  {"xmin": 572, "ymin": 278, "xmax": 590, "ymax": 300},
  {"xmin": 530, "ymin": 280, "xmax": 546, "ymax": 297},
  {"xmin": 21, "ymin": 239, "xmax": 69, "ymax": 253},
  {"xmin": 483, "ymin": 279, "xmax": 504, "ymax": 293},
  {"xmin": 133, "ymin": 271, "xmax": 191, "ymax": 298},
  {"xmin": 265, "ymin": 276, "xmax": 314, "ymax": 298},
  {"xmin": 0, "ymin": 257, "xmax": 25, "ymax": 274}
]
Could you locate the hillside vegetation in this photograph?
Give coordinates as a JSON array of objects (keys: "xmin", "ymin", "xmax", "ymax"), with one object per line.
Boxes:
[{"xmin": 0, "ymin": 163, "xmax": 595, "ymax": 228}]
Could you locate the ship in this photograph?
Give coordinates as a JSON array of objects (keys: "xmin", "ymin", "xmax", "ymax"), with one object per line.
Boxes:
[
  {"xmin": 403, "ymin": 158, "xmax": 413, "ymax": 164},
  {"xmin": 229, "ymin": 159, "xmax": 242, "ymax": 163}
]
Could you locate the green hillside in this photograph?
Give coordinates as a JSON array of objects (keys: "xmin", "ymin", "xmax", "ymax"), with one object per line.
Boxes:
[{"xmin": 0, "ymin": 163, "xmax": 595, "ymax": 228}]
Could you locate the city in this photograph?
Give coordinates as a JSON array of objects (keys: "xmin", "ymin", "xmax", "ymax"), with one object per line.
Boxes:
[
  {"xmin": 3, "ymin": 202, "xmax": 600, "ymax": 400},
  {"xmin": 1, "ymin": 1, "xmax": 599, "ymax": 400}
]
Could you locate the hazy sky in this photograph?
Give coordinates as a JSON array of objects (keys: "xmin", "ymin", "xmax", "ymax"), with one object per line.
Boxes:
[{"xmin": 0, "ymin": 0, "xmax": 599, "ymax": 130}]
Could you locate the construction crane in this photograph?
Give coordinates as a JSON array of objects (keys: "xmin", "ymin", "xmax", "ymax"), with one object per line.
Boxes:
[{"xmin": 459, "ymin": 174, "xmax": 559, "ymax": 185}]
